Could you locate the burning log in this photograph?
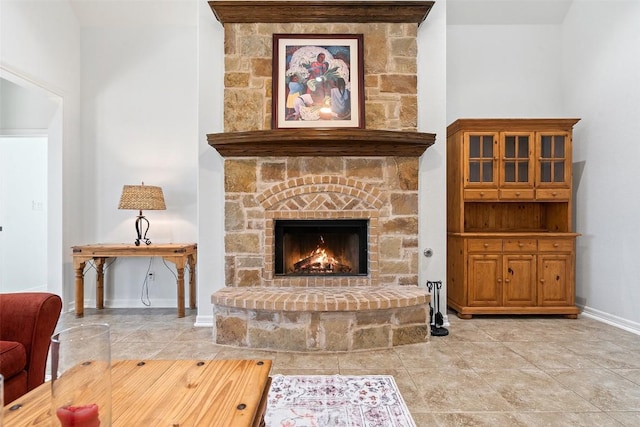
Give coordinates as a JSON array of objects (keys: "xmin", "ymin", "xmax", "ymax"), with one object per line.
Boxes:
[
  {"xmin": 293, "ymin": 240, "xmax": 352, "ymax": 273},
  {"xmin": 294, "ymin": 257, "xmax": 352, "ymax": 273}
]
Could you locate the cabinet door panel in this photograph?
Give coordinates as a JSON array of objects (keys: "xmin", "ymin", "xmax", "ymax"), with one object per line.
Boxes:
[
  {"xmin": 503, "ymin": 255, "xmax": 536, "ymax": 306},
  {"xmin": 468, "ymin": 255, "xmax": 501, "ymax": 306},
  {"xmin": 500, "ymin": 132, "xmax": 534, "ymax": 188},
  {"xmin": 464, "ymin": 133, "xmax": 498, "ymax": 188},
  {"xmin": 536, "ymin": 132, "xmax": 571, "ymax": 188},
  {"xmin": 538, "ymin": 255, "xmax": 573, "ymax": 306}
]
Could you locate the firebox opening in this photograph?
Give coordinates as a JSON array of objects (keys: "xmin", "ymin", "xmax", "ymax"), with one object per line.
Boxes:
[{"xmin": 274, "ymin": 219, "xmax": 368, "ymax": 276}]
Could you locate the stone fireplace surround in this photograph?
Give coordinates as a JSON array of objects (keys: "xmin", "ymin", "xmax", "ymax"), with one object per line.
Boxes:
[{"xmin": 207, "ymin": 1, "xmax": 436, "ymax": 351}]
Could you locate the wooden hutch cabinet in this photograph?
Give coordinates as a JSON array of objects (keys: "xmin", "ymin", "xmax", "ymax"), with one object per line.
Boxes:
[{"xmin": 447, "ymin": 118, "xmax": 580, "ymax": 318}]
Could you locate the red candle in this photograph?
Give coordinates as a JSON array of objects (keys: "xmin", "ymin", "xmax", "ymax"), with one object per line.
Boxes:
[{"xmin": 56, "ymin": 403, "xmax": 100, "ymax": 427}]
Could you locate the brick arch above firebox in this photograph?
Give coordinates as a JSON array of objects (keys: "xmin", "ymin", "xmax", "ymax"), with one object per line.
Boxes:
[
  {"xmin": 257, "ymin": 175, "xmax": 385, "ymax": 212},
  {"xmin": 259, "ymin": 175, "xmax": 384, "ymax": 286}
]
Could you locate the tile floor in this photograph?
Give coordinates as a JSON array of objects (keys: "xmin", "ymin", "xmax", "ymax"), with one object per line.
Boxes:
[{"xmin": 56, "ymin": 308, "xmax": 640, "ymax": 426}]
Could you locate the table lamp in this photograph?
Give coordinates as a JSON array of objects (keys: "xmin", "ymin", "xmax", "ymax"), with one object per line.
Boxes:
[{"xmin": 118, "ymin": 182, "xmax": 166, "ymax": 246}]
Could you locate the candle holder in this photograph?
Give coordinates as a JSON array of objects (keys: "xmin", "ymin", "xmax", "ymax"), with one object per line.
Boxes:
[{"xmin": 51, "ymin": 324, "xmax": 111, "ymax": 427}]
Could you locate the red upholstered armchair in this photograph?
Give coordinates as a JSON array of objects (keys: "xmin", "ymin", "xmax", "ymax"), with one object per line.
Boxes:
[{"xmin": 0, "ymin": 292, "xmax": 62, "ymax": 404}]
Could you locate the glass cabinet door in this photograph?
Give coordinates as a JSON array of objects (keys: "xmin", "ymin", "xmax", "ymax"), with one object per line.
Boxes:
[
  {"xmin": 537, "ymin": 132, "xmax": 570, "ymax": 187},
  {"xmin": 501, "ymin": 132, "xmax": 533, "ymax": 187},
  {"xmin": 464, "ymin": 133, "xmax": 498, "ymax": 187}
]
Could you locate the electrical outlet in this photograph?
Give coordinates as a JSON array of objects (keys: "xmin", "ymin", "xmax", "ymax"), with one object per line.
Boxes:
[{"xmin": 147, "ymin": 272, "xmax": 155, "ymax": 281}]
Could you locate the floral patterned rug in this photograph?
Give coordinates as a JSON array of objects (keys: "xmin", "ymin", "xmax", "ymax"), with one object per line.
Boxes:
[{"xmin": 265, "ymin": 375, "xmax": 416, "ymax": 427}]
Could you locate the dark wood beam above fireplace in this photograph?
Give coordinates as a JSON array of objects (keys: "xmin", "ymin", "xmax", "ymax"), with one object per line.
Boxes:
[
  {"xmin": 207, "ymin": 129, "xmax": 435, "ymax": 157},
  {"xmin": 208, "ymin": 1, "xmax": 434, "ymax": 25}
]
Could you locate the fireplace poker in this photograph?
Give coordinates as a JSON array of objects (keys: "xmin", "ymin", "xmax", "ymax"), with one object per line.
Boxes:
[
  {"xmin": 431, "ymin": 280, "xmax": 449, "ymax": 337},
  {"xmin": 426, "ymin": 281, "xmax": 435, "ymax": 328}
]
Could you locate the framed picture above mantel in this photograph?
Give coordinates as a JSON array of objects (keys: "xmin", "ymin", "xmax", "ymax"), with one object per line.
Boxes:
[{"xmin": 272, "ymin": 34, "xmax": 364, "ymax": 129}]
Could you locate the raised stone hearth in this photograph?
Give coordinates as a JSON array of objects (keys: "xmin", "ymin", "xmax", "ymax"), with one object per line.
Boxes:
[{"xmin": 212, "ymin": 286, "xmax": 430, "ymax": 351}]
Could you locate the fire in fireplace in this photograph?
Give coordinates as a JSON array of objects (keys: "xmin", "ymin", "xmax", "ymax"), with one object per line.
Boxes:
[{"xmin": 274, "ymin": 219, "xmax": 368, "ymax": 276}]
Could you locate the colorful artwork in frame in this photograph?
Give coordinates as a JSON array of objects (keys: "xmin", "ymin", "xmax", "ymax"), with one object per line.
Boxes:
[{"xmin": 272, "ymin": 34, "xmax": 364, "ymax": 129}]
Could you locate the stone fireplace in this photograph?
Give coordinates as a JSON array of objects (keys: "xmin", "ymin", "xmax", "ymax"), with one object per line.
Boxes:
[
  {"xmin": 207, "ymin": 1, "xmax": 436, "ymax": 351},
  {"xmin": 221, "ymin": 154, "xmax": 426, "ymax": 288}
]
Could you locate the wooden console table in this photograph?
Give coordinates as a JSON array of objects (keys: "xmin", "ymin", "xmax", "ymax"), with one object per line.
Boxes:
[
  {"xmin": 3, "ymin": 359, "xmax": 272, "ymax": 426},
  {"xmin": 72, "ymin": 243, "xmax": 197, "ymax": 318}
]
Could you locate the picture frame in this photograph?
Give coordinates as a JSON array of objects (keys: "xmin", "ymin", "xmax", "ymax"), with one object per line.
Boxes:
[{"xmin": 272, "ymin": 34, "xmax": 364, "ymax": 129}]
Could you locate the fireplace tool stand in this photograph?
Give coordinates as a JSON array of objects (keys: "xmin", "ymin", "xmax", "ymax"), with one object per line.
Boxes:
[{"xmin": 426, "ymin": 280, "xmax": 449, "ymax": 337}]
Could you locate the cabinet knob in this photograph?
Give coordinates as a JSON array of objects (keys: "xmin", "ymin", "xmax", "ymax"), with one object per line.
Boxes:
[
  {"xmin": 497, "ymin": 278, "xmax": 502, "ymax": 283},
  {"xmin": 483, "ymin": 243, "xmax": 489, "ymax": 248},
  {"xmin": 479, "ymin": 192, "xmax": 485, "ymax": 197},
  {"xmin": 505, "ymin": 279, "xmax": 511, "ymax": 283},
  {"xmin": 540, "ymin": 279, "xmax": 546, "ymax": 283},
  {"xmin": 515, "ymin": 192, "xmax": 521, "ymax": 196},
  {"xmin": 552, "ymin": 191, "xmax": 557, "ymax": 196},
  {"xmin": 553, "ymin": 243, "xmax": 559, "ymax": 247},
  {"xmin": 518, "ymin": 243, "xmax": 524, "ymax": 247}
]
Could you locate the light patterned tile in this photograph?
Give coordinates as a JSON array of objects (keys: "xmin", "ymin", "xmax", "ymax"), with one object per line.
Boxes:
[
  {"xmin": 436, "ymin": 412, "xmax": 527, "ymax": 427},
  {"xmin": 394, "ymin": 341, "xmax": 471, "ymax": 369},
  {"xmin": 606, "ymin": 411, "xmax": 640, "ymax": 426},
  {"xmin": 475, "ymin": 368, "xmax": 597, "ymax": 411},
  {"xmin": 513, "ymin": 411, "xmax": 623, "ymax": 426},
  {"xmin": 550, "ymin": 368, "xmax": 640, "ymax": 411},
  {"xmin": 504, "ymin": 341, "xmax": 600, "ymax": 369},
  {"xmin": 110, "ymin": 341, "xmax": 165, "ymax": 360},
  {"xmin": 446, "ymin": 342, "xmax": 537, "ymax": 370},
  {"xmin": 408, "ymin": 368, "xmax": 514, "ymax": 412},
  {"xmin": 272, "ymin": 352, "xmax": 340, "ymax": 370},
  {"xmin": 337, "ymin": 348, "xmax": 403, "ymax": 370},
  {"xmin": 612, "ymin": 369, "xmax": 640, "ymax": 386}
]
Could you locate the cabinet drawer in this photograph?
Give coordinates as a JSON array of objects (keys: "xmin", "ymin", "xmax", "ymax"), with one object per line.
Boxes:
[
  {"xmin": 539, "ymin": 239, "xmax": 574, "ymax": 252},
  {"xmin": 536, "ymin": 188, "xmax": 571, "ymax": 200},
  {"xmin": 464, "ymin": 189, "xmax": 499, "ymax": 200},
  {"xmin": 503, "ymin": 239, "xmax": 537, "ymax": 252},
  {"xmin": 499, "ymin": 189, "xmax": 535, "ymax": 200},
  {"xmin": 468, "ymin": 239, "xmax": 502, "ymax": 252}
]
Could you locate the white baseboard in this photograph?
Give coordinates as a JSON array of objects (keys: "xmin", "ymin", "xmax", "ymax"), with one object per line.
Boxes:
[
  {"xmin": 68, "ymin": 299, "xmax": 181, "ymax": 309},
  {"xmin": 195, "ymin": 315, "xmax": 213, "ymax": 327},
  {"xmin": 66, "ymin": 299, "xmax": 214, "ymax": 327},
  {"xmin": 579, "ymin": 305, "xmax": 640, "ymax": 336}
]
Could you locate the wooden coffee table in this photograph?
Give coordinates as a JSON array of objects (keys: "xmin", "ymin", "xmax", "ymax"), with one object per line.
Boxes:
[{"xmin": 2, "ymin": 359, "xmax": 272, "ymax": 426}]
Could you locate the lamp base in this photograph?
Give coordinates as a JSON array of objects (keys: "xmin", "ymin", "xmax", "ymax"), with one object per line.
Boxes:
[{"xmin": 134, "ymin": 214, "xmax": 152, "ymax": 246}]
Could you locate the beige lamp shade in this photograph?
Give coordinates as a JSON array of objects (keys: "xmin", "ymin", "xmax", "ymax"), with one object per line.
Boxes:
[{"xmin": 118, "ymin": 184, "xmax": 166, "ymax": 211}]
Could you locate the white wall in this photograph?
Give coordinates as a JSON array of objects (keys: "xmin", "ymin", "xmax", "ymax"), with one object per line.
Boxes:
[
  {"xmin": 196, "ymin": 0, "xmax": 225, "ymax": 325},
  {"xmin": 447, "ymin": 24, "xmax": 564, "ymax": 122},
  {"xmin": 0, "ymin": 0, "xmax": 82, "ymax": 303},
  {"xmin": 562, "ymin": 0, "xmax": 640, "ymax": 331},
  {"xmin": 418, "ymin": 1, "xmax": 448, "ymax": 321},
  {"xmin": 79, "ymin": 4, "xmax": 199, "ymax": 308}
]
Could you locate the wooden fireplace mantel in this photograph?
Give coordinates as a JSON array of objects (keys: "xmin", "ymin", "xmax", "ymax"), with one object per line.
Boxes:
[
  {"xmin": 207, "ymin": 129, "xmax": 436, "ymax": 157},
  {"xmin": 208, "ymin": 1, "xmax": 435, "ymax": 25}
]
